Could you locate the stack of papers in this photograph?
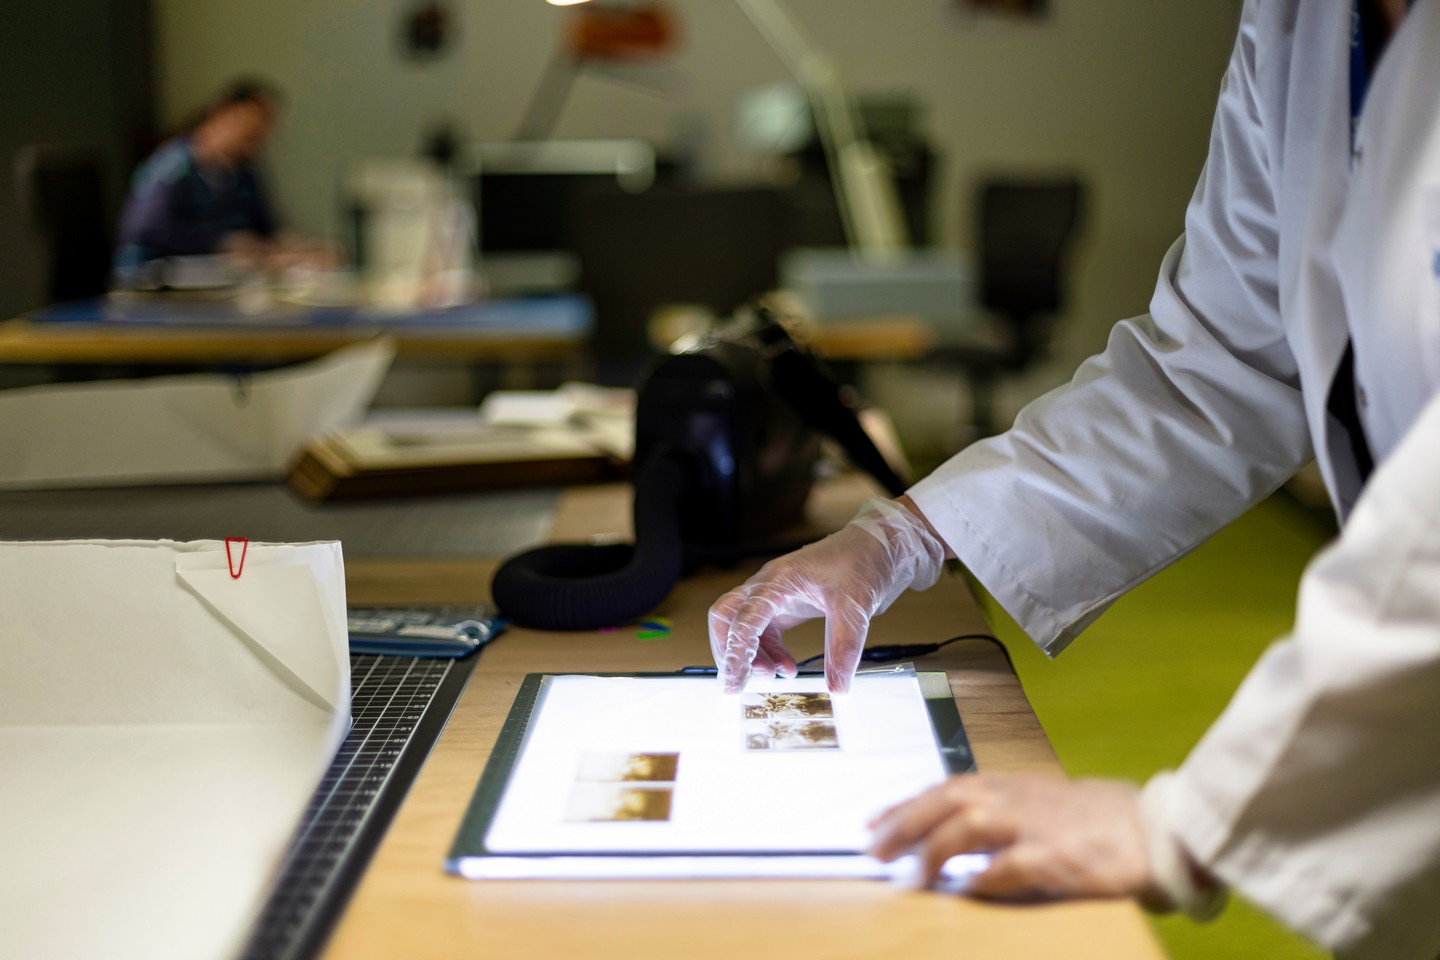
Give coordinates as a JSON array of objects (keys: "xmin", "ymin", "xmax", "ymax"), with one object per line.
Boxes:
[
  {"xmin": 288, "ymin": 384, "xmax": 634, "ymax": 502},
  {"xmin": 477, "ymin": 382, "xmax": 635, "ymax": 460}
]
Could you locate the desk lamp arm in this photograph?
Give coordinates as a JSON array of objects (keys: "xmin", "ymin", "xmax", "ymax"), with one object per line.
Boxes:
[{"xmin": 734, "ymin": 0, "xmax": 910, "ymax": 258}]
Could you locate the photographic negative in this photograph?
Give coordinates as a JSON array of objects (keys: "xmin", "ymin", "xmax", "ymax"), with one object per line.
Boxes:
[
  {"xmin": 574, "ymin": 751, "xmax": 679, "ymax": 783},
  {"xmin": 564, "ymin": 783, "xmax": 674, "ymax": 822},
  {"xmin": 741, "ymin": 692, "xmax": 834, "ymax": 721},
  {"xmin": 743, "ymin": 719, "xmax": 840, "ymax": 751}
]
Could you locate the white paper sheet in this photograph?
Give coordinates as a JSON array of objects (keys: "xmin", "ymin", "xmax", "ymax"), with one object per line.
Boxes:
[
  {"xmin": 0, "ymin": 539, "xmax": 350, "ymax": 960},
  {"xmin": 334, "ymin": 423, "xmax": 609, "ymax": 469},
  {"xmin": 477, "ymin": 390, "xmax": 576, "ymax": 427},
  {"xmin": 484, "ymin": 674, "xmax": 948, "ymax": 856},
  {"xmin": 0, "ymin": 338, "xmax": 394, "ymax": 489}
]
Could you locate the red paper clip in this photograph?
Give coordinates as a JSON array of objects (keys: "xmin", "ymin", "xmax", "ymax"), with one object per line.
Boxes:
[{"xmin": 225, "ymin": 537, "xmax": 250, "ymax": 579}]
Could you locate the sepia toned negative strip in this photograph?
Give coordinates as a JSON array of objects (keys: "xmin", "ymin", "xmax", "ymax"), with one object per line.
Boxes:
[
  {"xmin": 741, "ymin": 692, "xmax": 835, "ymax": 721},
  {"xmin": 742, "ymin": 719, "xmax": 840, "ymax": 751},
  {"xmin": 563, "ymin": 783, "xmax": 675, "ymax": 822},
  {"xmin": 574, "ymin": 751, "xmax": 680, "ymax": 783}
]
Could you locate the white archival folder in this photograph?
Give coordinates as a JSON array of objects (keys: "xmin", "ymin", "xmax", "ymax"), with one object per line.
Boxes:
[
  {"xmin": 448, "ymin": 672, "xmax": 987, "ymax": 882},
  {"xmin": 0, "ymin": 539, "xmax": 351, "ymax": 960},
  {"xmin": 0, "ymin": 338, "xmax": 394, "ymax": 489}
]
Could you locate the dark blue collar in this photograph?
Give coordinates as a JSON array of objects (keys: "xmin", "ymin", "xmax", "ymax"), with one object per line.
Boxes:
[{"xmin": 1351, "ymin": 0, "xmax": 1417, "ymax": 148}]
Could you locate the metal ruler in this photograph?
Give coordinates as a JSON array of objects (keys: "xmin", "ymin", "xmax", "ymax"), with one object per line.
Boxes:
[{"xmin": 239, "ymin": 652, "xmax": 477, "ymax": 960}]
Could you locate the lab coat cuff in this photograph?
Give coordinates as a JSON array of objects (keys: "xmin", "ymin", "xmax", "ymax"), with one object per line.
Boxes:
[
  {"xmin": 1167, "ymin": 766, "xmax": 1387, "ymax": 957},
  {"xmin": 1139, "ymin": 772, "xmax": 1228, "ymax": 922},
  {"xmin": 907, "ymin": 470, "xmax": 1102, "ymax": 656}
]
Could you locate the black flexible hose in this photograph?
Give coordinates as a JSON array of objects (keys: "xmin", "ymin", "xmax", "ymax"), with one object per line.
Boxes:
[{"xmin": 490, "ymin": 451, "xmax": 691, "ymax": 631}]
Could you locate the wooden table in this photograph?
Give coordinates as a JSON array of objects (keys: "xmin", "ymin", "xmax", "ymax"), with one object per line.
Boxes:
[
  {"xmin": 0, "ymin": 318, "xmax": 585, "ymax": 365},
  {"xmin": 336, "ymin": 479, "xmax": 1165, "ymax": 960},
  {"xmin": 0, "ymin": 308, "xmax": 934, "ymax": 367}
]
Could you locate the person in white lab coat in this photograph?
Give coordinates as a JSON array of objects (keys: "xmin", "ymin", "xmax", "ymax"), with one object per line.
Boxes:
[{"xmin": 709, "ymin": 0, "xmax": 1440, "ymax": 955}]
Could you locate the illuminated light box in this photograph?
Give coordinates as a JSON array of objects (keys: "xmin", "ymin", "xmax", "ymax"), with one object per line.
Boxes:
[{"xmin": 446, "ymin": 671, "xmax": 980, "ymax": 881}]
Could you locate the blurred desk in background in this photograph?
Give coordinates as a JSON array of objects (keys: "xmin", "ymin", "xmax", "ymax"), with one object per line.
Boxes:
[
  {"xmin": 0, "ymin": 482, "xmax": 557, "ymax": 558},
  {"xmin": 780, "ymin": 249, "xmax": 1012, "ymax": 386},
  {"xmin": 1, "ymin": 294, "xmax": 943, "ymax": 387},
  {"xmin": 0, "ymin": 295, "xmax": 593, "ymax": 366},
  {"xmin": 806, "ymin": 315, "xmax": 937, "ymax": 362}
]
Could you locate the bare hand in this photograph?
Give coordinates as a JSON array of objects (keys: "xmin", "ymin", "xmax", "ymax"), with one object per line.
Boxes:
[{"xmin": 867, "ymin": 773, "xmax": 1160, "ymax": 902}]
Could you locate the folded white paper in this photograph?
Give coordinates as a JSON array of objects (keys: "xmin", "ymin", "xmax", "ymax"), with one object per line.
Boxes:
[
  {"xmin": 0, "ymin": 338, "xmax": 394, "ymax": 489},
  {"xmin": 0, "ymin": 538, "xmax": 350, "ymax": 960}
]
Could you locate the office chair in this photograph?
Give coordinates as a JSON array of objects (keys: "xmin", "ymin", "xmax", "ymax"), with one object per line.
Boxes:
[
  {"xmin": 15, "ymin": 146, "xmax": 114, "ymax": 302},
  {"xmin": 571, "ymin": 185, "xmax": 786, "ymax": 386},
  {"xmin": 948, "ymin": 177, "xmax": 1085, "ymax": 437}
]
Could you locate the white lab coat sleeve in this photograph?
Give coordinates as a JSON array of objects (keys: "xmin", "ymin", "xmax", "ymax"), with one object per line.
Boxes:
[
  {"xmin": 1166, "ymin": 389, "xmax": 1440, "ymax": 960},
  {"xmin": 908, "ymin": 0, "xmax": 1311, "ymax": 655}
]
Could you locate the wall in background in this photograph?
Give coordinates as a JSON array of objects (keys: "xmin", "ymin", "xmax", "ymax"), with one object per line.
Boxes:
[
  {"xmin": 0, "ymin": 0, "xmax": 153, "ymax": 321},
  {"xmin": 152, "ymin": 0, "xmax": 1243, "ymax": 416}
]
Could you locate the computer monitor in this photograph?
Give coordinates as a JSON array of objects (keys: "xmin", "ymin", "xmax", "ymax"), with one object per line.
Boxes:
[{"xmin": 472, "ymin": 140, "xmax": 655, "ymax": 294}]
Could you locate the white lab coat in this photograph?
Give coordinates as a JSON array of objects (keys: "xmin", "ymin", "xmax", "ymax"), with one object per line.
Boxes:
[{"xmin": 908, "ymin": 1, "xmax": 1440, "ymax": 956}]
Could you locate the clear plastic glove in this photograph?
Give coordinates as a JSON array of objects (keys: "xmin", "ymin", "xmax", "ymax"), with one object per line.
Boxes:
[
  {"xmin": 867, "ymin": 773, "xmax": 1161, "ymax": 902},
  {"xmin": 707, "ymin": 497, "xmax": 946, "ymax": 694}
]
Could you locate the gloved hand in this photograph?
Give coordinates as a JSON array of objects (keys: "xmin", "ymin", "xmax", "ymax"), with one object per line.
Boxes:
[
  {"xmin": 707, "ymin": 496, "xmax": 947, "ymax": 694},
  {"xmin": 867, "ymin": 773, "xmax": 1163, "ymax": 903}
]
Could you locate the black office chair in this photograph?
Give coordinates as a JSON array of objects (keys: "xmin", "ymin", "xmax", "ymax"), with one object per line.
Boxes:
[
  {"xmin": 948, "ymin": 177, "xmax": 1085, "ymax": 437},
  {"xmin": 15, "ymin": 145, "xmax": 114, "ymax": 302},
  {"xmin": 571, "ymin": 185, "xmax": 786, "ymax": 386}
]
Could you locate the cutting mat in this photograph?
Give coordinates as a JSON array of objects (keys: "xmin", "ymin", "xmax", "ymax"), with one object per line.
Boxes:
[{"xmin": 239, "ymin": 652, "xmax": 477, "ymax": 960}]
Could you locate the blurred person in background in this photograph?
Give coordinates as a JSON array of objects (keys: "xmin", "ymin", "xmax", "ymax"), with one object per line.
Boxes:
[{"xmin": 113, "ymin": 77, "xmax": 335, "ymax": 282}]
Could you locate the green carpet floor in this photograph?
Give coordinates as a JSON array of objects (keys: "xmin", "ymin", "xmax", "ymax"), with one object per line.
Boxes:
[{"xmin": 974, "ymin": 494, "xmax": 1335, "ymax": 959}]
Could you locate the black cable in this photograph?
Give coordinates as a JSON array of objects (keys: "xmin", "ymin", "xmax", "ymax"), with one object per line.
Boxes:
[
  {"xmin": 679, "ymin": 633, "xmax": 1001, "ymax": 676},
  {"xmin": 793, "ymin": 633, "xmax": 1001, "ymax": 670},
  {"xmin": 491, "ymin": 450, "xmax": 690, "ymax": 630}
]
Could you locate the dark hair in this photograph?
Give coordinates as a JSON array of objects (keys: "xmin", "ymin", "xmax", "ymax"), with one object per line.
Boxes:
[
  {"xmin": 170, "ymin": 76, "xmax": 282, "ymax": 136},
  {"xmin": 210, "ymin": 76, "xmax": 282, "ymax": 116}
]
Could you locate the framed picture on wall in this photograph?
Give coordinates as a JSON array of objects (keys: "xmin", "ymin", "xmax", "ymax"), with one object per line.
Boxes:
[{"xmin": 397, "ymin": 0, "xmax": 455, "ymax": 60}]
